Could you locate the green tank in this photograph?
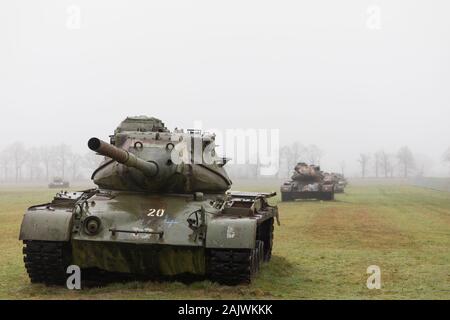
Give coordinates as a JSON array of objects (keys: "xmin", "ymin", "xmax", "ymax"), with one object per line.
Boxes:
[
  {"xmin": 280, "ymin": 162, "xmax": 335, "ymax": 201},
  {"xmin": 19, "ymin": 116, "xmax": 279, "ymax": 285},
  {"xmin": 48, "ymin": 177, "xmax": 70, "ymax": 189}
]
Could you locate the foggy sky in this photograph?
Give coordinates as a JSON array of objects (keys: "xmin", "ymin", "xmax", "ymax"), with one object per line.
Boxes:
[{"xmin": 1, "ymin": 1, "xmax": 449, "ymax": 176}]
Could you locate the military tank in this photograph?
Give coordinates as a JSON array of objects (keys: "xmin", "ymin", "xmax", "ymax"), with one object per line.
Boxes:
[
  {"xmin": 280, "ymin": 162, "xmax": 335, "ymax": 201},
  {"xmin": 48, "ymin": 177, "xmax": 70, "ymax": 189},
  {"xmin": 19, "ymin": 116, "xmax": 279, "ymax": 285}
]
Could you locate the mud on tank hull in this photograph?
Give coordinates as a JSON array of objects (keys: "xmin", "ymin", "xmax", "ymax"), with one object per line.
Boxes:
[{"xmin": 20, "ymin": 189, "xmax": 277, "ymax": 284}]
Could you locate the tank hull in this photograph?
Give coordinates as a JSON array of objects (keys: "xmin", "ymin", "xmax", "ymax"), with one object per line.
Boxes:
[{"xmin": 20, "ymin": 189, "xmax": 278, "ymax": 284}]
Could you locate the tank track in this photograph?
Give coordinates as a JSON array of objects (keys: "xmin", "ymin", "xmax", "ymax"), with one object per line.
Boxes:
[
  {"xmin": 207, "ymin": 218, "xmax": 274, "ymax": 284},
  {"xmin": 23, "ymin": 240, "xmax": 71, "ymax": 285},
  {"xmin": 207, "ymin": 241, "xmax": 265, "ymax": 285},
  {"xmin": 207, "ymin": 248, "xmax": 253, "ymax": 284}
]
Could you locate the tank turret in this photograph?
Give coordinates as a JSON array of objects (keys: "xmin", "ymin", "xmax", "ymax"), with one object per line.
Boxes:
[
  {"xmin": 291, "ymin": 162, "xmax": 323, "ymax": 182},
  {"xmin": 88, "ymin": 116, "xmax": 231, "ymax": 193}
]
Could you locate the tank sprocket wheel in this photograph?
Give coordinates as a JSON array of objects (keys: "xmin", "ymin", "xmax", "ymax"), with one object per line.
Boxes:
[
  {"xmin": 23, "ymin": 240, "xmax": 71, "ymax": 285},
  {"xmin": 207, "ymin": 248, "xmax": 256, "ymax": 284}
]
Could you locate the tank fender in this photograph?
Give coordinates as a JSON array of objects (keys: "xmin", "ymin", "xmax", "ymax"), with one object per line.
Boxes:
[
  {"xmin": 19, "ymin": 208, "xmax": 73, "ymax": 241},
  {"xmin": 205, "ymin": 218, "xmax": 256, "ymax": 249}
]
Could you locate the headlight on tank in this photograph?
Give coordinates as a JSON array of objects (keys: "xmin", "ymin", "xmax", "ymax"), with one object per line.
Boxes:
[{"xmin": 84, "ymin": 216, "xmax": 102, "ymax": 235}]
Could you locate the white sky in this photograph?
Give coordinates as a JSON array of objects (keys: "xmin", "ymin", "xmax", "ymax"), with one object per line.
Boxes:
[{"xmin": 1, "ymin": 1, "xmax": 449, "ymax": 176}]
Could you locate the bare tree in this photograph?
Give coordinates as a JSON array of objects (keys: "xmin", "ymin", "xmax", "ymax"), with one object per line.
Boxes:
[
  {"xmin": 397, "ymin": 146, "xmax": 415, "ymax": 178},
  {"xmin": 374, "ymin": 151, "xmax": 382, "ymax": 178},
  {"xmin": 358, "ymin": 153, "xmax": 370, "ymax": 178},
  {"xmin": 0, "ymin": 149, "xmax": 9, "ymax": 182},
  {"xmin": 27, "ymin": 147, "xmax": 41, "ymax": 181},
  {"xmin": 389, "ymin": 161, "xmax": 395, "ymax": 178},
  {"xmin": 290, "ymin": 141, "xmax": 305, "ymax": 164},
  {"xmin": 379, "ymin": 150, "xmax": 391, "ymax": 178},
  {"xmin": 55, "ymin": 144, "xmax": 72, "ymax": 179},
  {"xmin": 69, "ymin": 154, "xmax": 83, "ymax": 181},
  {"xmin": 280, "ymin": 146, "xmax": 293, "ymax": 177},
  {"xmin": 8, "ymin": 142, "xmax": 28, "ymax": 182},
  {"xmin": 0, "ymin": 142, "xmax": 98, "ymax": 183},
  {"xmin": 280, "ymin": 142, "xmax": 305, "ymax": 177},
  {"xmin": 39, "ymin": 146, "xmax": 55, "ymax": 181},
  {"xmin": 305, "ymin": 144, "xmax": 323, "ymax": 165}
]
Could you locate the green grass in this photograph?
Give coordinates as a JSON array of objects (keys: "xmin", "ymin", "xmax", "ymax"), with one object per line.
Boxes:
[{"xmin": 0, "ymin": 184, "xmax": 449, "ymax": 299}]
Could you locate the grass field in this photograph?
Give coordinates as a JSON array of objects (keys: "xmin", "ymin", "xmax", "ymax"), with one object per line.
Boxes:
[{"xmin": 0, "ymin": 183, "xmax": 449, "ymax": 299}]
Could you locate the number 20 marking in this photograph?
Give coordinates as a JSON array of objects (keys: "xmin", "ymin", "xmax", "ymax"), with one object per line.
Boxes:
[{"xmin": 147, "ymin": 208, "xmax": 165, "ymax": 217}]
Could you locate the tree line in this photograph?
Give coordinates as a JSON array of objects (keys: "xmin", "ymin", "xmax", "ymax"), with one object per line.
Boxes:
[
  {"xmin": 281, "ymin": 143, "xmax": 450, "ymax": 178},
  {"xmin": 0, "ymin": 142, "xmax": 101, "ymax": 183},
  {"xmin": 358, "ymin": 146, "xmax": 450, "ymax": 178},
  {"xmin": 1, "ymin": 141, "xmax": 449, "ymax": 182},
  {"xmin": 357, "ymin": 147, "xmax": 414, "ymax": 178}
]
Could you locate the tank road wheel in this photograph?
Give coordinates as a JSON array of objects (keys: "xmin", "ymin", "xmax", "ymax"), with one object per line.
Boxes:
[
  {"xmin": 23, "ymin": 241, "xmax": 71, "ymax": 285},
  {"xmin": 257, "ymin": 218, "xmax": 274, "ymax": 262},
  {"xmin": 207, "ymin": 248, "xmax": 257, "ymax": 284}
]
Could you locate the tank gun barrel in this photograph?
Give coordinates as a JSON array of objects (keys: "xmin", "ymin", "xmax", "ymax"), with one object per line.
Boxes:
[{"xmin": 88, "ymin": 138, "xmax": 158, "ymax": 177}]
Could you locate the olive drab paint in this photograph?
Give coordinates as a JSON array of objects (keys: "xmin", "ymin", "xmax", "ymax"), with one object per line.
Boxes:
[{"xmin": 19, "ymin": 116, "xmax": 279, "ymax": 285}]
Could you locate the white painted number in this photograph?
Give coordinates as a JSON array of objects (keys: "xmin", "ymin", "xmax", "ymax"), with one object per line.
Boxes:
[{"xmin": 147, "ymin": 208, "xmax": 165, "ymax": 217}]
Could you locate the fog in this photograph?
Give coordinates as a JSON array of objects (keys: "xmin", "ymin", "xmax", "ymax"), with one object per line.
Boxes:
[{"xmin": 1, "ymin": 1, "xmax": 449, "ymax": 178}]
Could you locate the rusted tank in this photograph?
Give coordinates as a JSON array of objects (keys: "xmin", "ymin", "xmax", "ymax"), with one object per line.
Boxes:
[{"xmin": 280, "ymin": 162, "xmax": 335, "ymax": 201}]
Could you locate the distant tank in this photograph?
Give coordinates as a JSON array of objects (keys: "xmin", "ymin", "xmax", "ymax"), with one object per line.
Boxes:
[
  {"xmin": 48, "ymin": 177, "xmax": 70, "ymax": 189},
  {"xmin": 280, "ymin": 162, "xmax": 335, "ymax": 201},
  {"xmin": 20, "ymin": 116, "xmax": 279, "ymax": 285},
  {"xmin": 331, "ymin": 173, "xmax": 347, "ymax": 193}
]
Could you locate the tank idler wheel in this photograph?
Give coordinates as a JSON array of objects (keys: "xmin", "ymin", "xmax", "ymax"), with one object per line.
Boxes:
[{"xmin": 23, "ymin": 240, "xmax": 71, "ymax": 285}]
